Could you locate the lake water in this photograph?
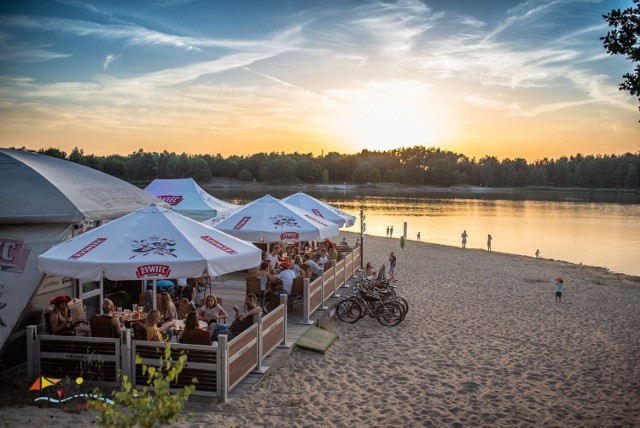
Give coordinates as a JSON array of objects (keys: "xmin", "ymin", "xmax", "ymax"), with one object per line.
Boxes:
[{"xmin": 214, "ymin": 189, "xmax": 640, "ymax": 277}]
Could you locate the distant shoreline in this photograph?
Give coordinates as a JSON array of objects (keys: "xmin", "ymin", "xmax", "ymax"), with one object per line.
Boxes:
[{"xmin": 197, "ymin": 178, "xmax": 639, "ymax": 197}]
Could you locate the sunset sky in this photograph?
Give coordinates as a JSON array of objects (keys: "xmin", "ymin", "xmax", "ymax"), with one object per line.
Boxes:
[{"xmin": 1, "ymin": 0, "xmax": 638, "ymax": 162}]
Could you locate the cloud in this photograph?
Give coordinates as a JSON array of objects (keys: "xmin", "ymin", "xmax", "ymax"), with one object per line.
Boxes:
[{"xmin": 103, "ymin": 54, "xmax": 120, "ymax": 70}]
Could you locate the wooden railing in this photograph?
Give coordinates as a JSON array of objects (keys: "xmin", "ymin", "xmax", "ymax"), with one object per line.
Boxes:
[{"xmin": 26, "ymin": 248, "xmax": 361, "ymax": 402}]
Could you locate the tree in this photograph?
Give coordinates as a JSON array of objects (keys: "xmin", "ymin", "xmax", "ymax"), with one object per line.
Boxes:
[
  {"xmin": 624, "ymin": 162, "xmax": 639, "ymax": 188},
  {"xmin": 602, "ymin": 0, "xmax": 640, "ymax": 110}
]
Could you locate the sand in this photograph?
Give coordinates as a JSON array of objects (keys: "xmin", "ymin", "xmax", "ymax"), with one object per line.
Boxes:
[{"xmin": 2, "ymin": 233, "xmax": 639, "ymax": 427}]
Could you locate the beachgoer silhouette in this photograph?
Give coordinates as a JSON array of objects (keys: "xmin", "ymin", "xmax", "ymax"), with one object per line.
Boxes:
[
  {"xmin": 417, "ymin": 232, "xmax": 421, "ymax": 241},
  {"xmin": 461, "ymin": 230, "xmax": 468, "ymax": 249},
  {"xmin": 535, "ymin": 249, "xmax": 540, "ymax": 258},
  {"xmin": 386, "ymin": 226, "xmax": 390, "ymax": 237},
  {"xmin": 390, "ymin": 226, "xmax": 394, "ymax": 237},
  {"xmin": 487, "ymin": 234, "xmax": 492, "ymax": 251},
  {"xmin": 400, "ymin": 235, "xmax": 405, "ymax": 250}
]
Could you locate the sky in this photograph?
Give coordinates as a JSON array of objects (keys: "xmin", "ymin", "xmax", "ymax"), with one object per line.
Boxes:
[{"xmin": 0, "ymin": 0, "xmax": 638, "ymax": 162}]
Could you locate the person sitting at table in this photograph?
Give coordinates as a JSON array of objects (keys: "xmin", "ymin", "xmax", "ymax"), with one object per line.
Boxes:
[
  {"xmin": 339, "ymin": 237, "xmax": 348, "ymax": 246},
  {"xmin": 302, "ymin": 253, "xmax": 323, "ymax": 279},
  {"xmin": 257, "ymin": 262, "xmax": 271, "ymax": 295},
  {"xmin": 292, "ymin": 255, "xmax": 306, "ymax": 278},
  {"xmin": 48, "ymin": 295, "xmax": 78, "ymax": 335},
  {"xmin": 209, "ymin": 294, "xmax": 263, "ymax": 343},
  {"xmin": 99, "ymin": 298, "xmax": 123, "ymax": 338},
  {"xmin": 183, "ymin": 311, "xmax": 200, "ymax": 332},
  {"xmin": 180, "ymin": 285, "xmax": 198, "ymax": 312},
  {"xmin": 198, "ymin": 294, "xmax": 228, "ymax": 324},
  {"xmin": 278, "ymin": 259, "xmax": 296, "ymax": 295},
  {"xmin": 144, "ymin": 309, "xmax": 172, "ymax": 341},
  {"xmin": 325, "ymin": 239, "xmax": 338, "ymax": 261},
  {"xmin": 159, "ymin": 292, "xmax": 176, "ymax": 322},
  {"xmin": 314, "ymin": 248, "xmax": 329, "ymax": 271},
  {"xmin": 266, "ymin": 245, "xmax": 282, "ymax": 271}
]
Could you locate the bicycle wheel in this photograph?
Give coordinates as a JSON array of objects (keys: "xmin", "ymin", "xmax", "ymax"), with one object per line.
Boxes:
[
  {"xmin": 336, "ymin": 298, "xmax": 363, "ymax": 323},
  {"xmin": 393, "ymin": 296, "xmax": 409, "ymax": 317},
  {"xmin": 376, "ymin": 301, "xmax": 404, "ymax": 326}
]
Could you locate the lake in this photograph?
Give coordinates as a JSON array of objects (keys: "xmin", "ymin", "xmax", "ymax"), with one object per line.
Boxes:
[{"xmin": 212, "ymin": 189, "xmax": 640, "ymax": 277}]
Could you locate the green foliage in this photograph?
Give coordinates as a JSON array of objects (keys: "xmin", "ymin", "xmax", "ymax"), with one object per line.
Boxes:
[
  {"xmin": 237, "ymin": 168, "xmax": 253, "ymax": 181},
  {"xmin": 321, "ymin": 169, "xmax": 329, "ymax": 184},
  {"xmin": 34, "ymin": 145, "xmax": 640, "ymax": 189},
  {"xmin": 602, "ymin": 0, "xmax": 640, "ymax": 106},
  {"xmin": 89, "ymin": 345, "xmax": 196, "ymax": 428}
]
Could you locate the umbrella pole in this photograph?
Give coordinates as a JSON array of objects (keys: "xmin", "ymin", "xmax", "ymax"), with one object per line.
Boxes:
[
  {"xmin": 99, "ymin": 276, "xmax": 104, "ymax": 314},
  {"xmin": 153, "ymin": 279, "xmax": 157, "ymax": 311}
]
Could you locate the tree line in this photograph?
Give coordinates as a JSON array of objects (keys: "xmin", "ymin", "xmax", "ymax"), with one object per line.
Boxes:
[{"xmin": 28, "ymin": 146, "xmax": 640, "ymax": 189}]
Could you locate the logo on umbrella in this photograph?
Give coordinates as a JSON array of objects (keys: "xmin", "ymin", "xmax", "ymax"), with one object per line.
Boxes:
[
  {"xmin": 271, "ymin": 215, "xmax": 300, "ymax": 229},
  {"xmin": 130, "ymin": 237, "xmax": 177, "ymax": 259}
]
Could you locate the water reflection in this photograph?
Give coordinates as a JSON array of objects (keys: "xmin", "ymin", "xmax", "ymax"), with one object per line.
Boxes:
[{"xmin": 212, "ymin": 189, "xmax": 640, "ymax": 277}]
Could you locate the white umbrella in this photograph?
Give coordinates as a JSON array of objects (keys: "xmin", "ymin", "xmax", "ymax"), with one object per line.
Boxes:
[
  {"xmin": 38, "ymin": 204, "xmax": 261, "ymax": 281},
  {"xmin": 281, "ymin": 191, "xmax": 356, "ymax": 228},
  {"xmin": 204, "ymin": 194, "xmax": 339, "ymax": 242},
  {"xmin": 144, "ymin": 178, "xmax": 239, "ymax": 221}
]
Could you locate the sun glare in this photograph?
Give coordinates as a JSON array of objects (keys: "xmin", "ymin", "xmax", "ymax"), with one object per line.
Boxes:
[{"xmin": 334, "ymin": 82, "xmax": 442, "ymax": 152}]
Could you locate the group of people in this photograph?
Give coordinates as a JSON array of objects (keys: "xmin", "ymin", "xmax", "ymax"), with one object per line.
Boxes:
[{"xmin": 460, "ymin": 230, "xmax": 494, "ymax": 252}]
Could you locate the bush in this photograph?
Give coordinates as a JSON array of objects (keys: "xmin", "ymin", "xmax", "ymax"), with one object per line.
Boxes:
[{"xmin": 89, "ymin": 344, "xmax": 196, "ymax": 428}]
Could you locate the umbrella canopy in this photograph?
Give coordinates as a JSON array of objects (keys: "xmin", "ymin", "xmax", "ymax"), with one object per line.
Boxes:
[
  {"xmin": 204, "ymin": 194, "xmax": 340, "ymax": 242},
  {"xmin": 281, "ymin": 191, "xmax": 356, "ymax": 228},
  {"xmin": 38, "ymin": 204, "xmax": 261, "ymax": 281},
  {"xmin": 144, "ymin": 178, "xmax": 239, "ymax": 221},
  {"xmin": 0, "ymin": 148, "xmax": 166, "ymax": 224}
]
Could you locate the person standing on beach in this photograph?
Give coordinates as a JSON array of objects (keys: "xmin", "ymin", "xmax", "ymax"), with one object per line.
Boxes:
[
  {"xmin": 388, "ymin": 252, "xmax": 397, "ymax": 279},
  {"xmin": 487, "ymin": 234, "xmax": 492, "ymax": 251},
  {"xmin": 536, "ymin": 249, "xmax": 540, "ymax": 258},
  {"xmin": 417, "ymin": 232, "xmax": 421, "ymax": 241},
  {"xmin": 400, "ymin": 235, "xmax": 405, "ymax": 250},
  {"xmin": 390, "ymin": 225, "xmax": 394, "ymax": 237},
  {"xmin": 555, "ymin": 277, "xmax": 564, "ymax": 303},
  {"xmin": 461, "ymin": 230, "xmax": 468, "ymax": 249}
]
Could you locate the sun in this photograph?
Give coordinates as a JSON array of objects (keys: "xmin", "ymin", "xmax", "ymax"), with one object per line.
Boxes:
[{"xmin": 333, "ymin": 81, "xmax": 442, "ymax": 152}]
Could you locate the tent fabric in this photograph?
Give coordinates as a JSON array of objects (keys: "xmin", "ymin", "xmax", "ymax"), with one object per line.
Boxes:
[
  {"xmin": 204, "ymin": 194, "xmax": 340, "ymax": 242},
  {"xmin": 38, "ymin": 204, "xmax": 261, "ymax": 281},
  {"xmin": 281, "ymin": 192, "xmax": 356, "ymax": 228},
  {"xmin": 0, "ymin": 149, "xmax": 166, "ymax": 224},
  {"xmin": 144, "ymin": 178, "xmax": 239, "ymax": 222}
]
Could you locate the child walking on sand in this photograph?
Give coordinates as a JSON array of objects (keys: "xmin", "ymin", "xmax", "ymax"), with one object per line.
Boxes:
[{"xmin": 555, "ymin": 277, "xmax": 564, "ymax": 303}]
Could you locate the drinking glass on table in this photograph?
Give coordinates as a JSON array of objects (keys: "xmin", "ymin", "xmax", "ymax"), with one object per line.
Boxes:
[{"xmin": 132, "ymin": 304, "xmax": 138, "ymax": 314}]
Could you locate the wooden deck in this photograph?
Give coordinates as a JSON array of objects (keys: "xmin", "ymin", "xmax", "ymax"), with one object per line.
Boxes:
[{"xmin": 193, "ymin": 271, "xmax": 346, "ymax": 402}]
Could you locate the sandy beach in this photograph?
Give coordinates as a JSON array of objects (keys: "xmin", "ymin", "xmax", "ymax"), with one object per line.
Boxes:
[{"xmin": 2, "ymin": 232, "xmax": 639, "ymax": 427}]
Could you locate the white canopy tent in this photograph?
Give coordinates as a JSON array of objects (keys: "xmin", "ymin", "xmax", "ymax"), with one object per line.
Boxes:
[
  {"xmin": 203, "ymin": 194, "xmax": 339, "ymax": 242},
  {"xmin": 0, "ymin": 148, "xmax": 167, "ymax": 362},
  {"xmin": 144, "ymin": 178, "xmax": 239, "ymax": 221},
  {"xmin": 38, "ymin": 204, "xmax": 262, "ymax": 308},
  {"xmin": 281, "ymin": 191, "xmax": 356, "ymax": 228}
]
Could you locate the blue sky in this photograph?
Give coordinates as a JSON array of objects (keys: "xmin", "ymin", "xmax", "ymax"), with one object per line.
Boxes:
[{"xmin": 0, "ymin": 0, "xmax": 638, "ymax": 161}]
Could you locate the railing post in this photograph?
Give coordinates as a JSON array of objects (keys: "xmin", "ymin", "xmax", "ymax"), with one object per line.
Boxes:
[
  {"xmin": 299, "ymin": 278, "xmax": 313, "ymax": 325},
  {"xmin": 217, "ymin": 335, "xmax": 228, "ymax": 403},
  {"xmin": 332, "ymin": 263, "xmax": 340, "ymax": 298},
  {"xmin": 253, "ymin": 311, "xmax": 268, "ymax": 374},
  {"xmin": 26, "ymin": 325, "xmax": 39, "ymax": 380},
  {"xmin": 121, "ymin": 329, "xmax": 132, "ymax": 385},
  {"xmin": 277, "ymin": 294, "xmax": 292, "ymax": 348}
]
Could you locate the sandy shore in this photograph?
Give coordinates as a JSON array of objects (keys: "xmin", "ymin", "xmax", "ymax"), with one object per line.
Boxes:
[{"xmin": 2, "ymin": 232, "xmax": 639, "ymax": 427}]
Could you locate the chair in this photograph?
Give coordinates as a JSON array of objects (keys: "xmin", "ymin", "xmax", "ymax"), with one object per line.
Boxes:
[
  {"xmin": 301, "ymin": 263, "xmax": 313, "ymax": 279},
  {"xmin": 177, "ymin": 298, "xmax": 192, "ymax": 320},
  {"xmin": 90, "ymin": 315, "xmax": 115, "ymax": 338},
  {"xmin": 132, "ymin": 322, "xmax": 147, "ymax": 340},
  {"xmin": 246, "ymin": 276, "xmax": 263, "ymax": 298},
  {"xmin": 68, "ymin": 298, "xmax": 87, "ymax": 324},
  {"xmin": 179, "ymin": 328, "xmax": 211, "ymax": 345},
  {"xmin": 289, "ymin": 276, "xmax": 304, "ymax": 311}
]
